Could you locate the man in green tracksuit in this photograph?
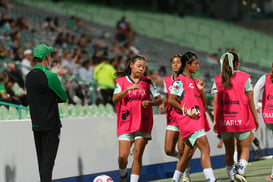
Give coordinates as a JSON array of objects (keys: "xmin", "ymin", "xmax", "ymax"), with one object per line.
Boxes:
[{"xmin": 25, "ymin": 44, "xmax": 67, "ymax": 182}]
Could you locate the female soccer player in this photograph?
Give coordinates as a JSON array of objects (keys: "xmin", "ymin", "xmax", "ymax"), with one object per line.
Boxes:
[
  {"xmin": 112, "ymin": 55, "xmax": 162, "ymax": 182},
  {"xmin": 212, "ymin": 52, "xmax": 259, "ymax": 182},
  {"xmin": 158, "ymin": 55, "xmax": 191, "ymax": 182},
  {"xmin": 168, "ymin": 51, "xmax": 217, "ymax": 182},
  {"xmin": 253, "ymin": 62, "xmax": 273, "ymax": 180}
]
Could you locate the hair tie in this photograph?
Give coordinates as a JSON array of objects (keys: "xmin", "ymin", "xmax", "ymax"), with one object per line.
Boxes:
[{"xmin": 220, "ymin": 52, "xmax": 234, "ymax": 74}]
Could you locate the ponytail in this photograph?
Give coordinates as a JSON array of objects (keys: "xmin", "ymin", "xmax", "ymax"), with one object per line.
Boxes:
[
  {"xmin": 221, "ymin": 55, "xmax": 233, "ymax": 88},
  {"xmin": 114, "ymin": 63, "xmax": 131, "ymax": 79},
  {"xmin": 220, "ymin": 51, "xmax": 239, "ymax": 89}
]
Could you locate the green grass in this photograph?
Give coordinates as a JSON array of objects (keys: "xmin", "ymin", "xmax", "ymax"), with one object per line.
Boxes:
[{"xmin": 152, "ymin": 158, "xmax": 273, "ymax": 182}]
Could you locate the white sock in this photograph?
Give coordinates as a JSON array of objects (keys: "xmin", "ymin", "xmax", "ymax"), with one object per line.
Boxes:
[
  {"xmin": 120, "ymin": 168, "xmax": 127, "ymax": 177},
  {"xmin": 236, "ymin": 159, "xmax": 248, "ymax": 175},
  {"xmin": 172, "ymin": 170, "xmax": 182, "ymax": 182},
  {"xmin": 234, "ymin": 151, "xmax": 238, "ymax": 163},
  {"xmin": 130, "ymin": 174, "xmax": 139, "ymax": 182},
  {"xmin": 271, "ymin": 165, "xmax": 273, "ymax": 176},
  {"xmin": 226, "ymin": 165, "xmax": 235, "ymax": 181},
  {"xmin": 183, "ymin": 167, "xmax": 190, "ymax": 177},
  {"xmin": 203, "ymin": 168, "xmax": 215, "ymax": 182}
]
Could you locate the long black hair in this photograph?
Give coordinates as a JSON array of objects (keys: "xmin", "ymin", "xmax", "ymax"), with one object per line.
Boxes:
[
  {"xmin": 114, "ymin": 55, "xmax": 146, "ymax": 79},
  {"xmin": 177, "ymin": 51, "xmax": 198, "ymax": 75}
]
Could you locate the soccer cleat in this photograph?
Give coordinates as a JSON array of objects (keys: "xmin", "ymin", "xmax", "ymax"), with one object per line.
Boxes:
[
  {"xmin": 234, "ymin": 174, "xmax": 247, "ymax": 182},
  {"xmin": 266, "ymin": 174, "xmax": 273, "ymax": 180},
  {"xmin": 182, "ymin": 175, "xmax": 191, "ymax": 182},
  {"xmin": 120, "ymin": 172, "xmax": 128, "ymax": 182}
]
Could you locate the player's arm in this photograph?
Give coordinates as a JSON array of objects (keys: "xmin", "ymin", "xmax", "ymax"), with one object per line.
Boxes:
[
  {"xmin": 112, "ymin": 83, "xmax": 138, "ymax": 103},
  {"xmin": 142, "ymin": 81, "xmax": 162, "ymax": 108},
  {"xmin": 253, "ymin": 75, "xmax": 265, "ymax": 112},
  {"xmin": 158, "ymin": 81, "xmax": 168, "ymax": 113},
  {"xmin": 246, "ymin": 91, "xmax": 259, "ymax": 131},
  {"xmin": 245, "ymin": 77, "xmax": 259, "ymax": 130}
]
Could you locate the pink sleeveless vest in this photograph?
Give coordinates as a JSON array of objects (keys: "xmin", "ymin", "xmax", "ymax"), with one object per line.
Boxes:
[
  {"xmin": 172, "ymin": 75, "xmax": 210, "ymax": 139},
  {"xmin": 115, "ymin": 76, "xmax": 154, "ymax": 136},
  {"xmin": 214, "ymin": 71, "xmax": 256, "ymax": 133},
  {"xmin": 164, "ymin": 75, "xmax": 177, "ymax": 126},
  {"xmin": 262, "ymin": 73, "xmax": 273, "ymax": 124}
]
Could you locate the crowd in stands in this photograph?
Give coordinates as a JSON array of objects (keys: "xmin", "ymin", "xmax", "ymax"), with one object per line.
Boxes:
[{"xmin": 0, "ymin": 2, "xmax": 164, "ymax": 108}]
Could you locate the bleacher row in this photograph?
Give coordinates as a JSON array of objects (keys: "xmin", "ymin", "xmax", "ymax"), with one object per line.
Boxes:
[
  {"xmin": 17, "ymin": 0, "xmax": 273, "ymax": 68},
  {"xmin": 0, "ymin": 103, "xmax": 115, "ymax": 120}
]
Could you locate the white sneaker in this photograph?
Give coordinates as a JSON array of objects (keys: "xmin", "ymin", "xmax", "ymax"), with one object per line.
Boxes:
[
  {"xmin": 182, "ymin": 175, "xmax": 191, "ymax": 182},
  {"xmin": 234, "ymin": 174, "xmax": 247, "ymax": 182}
]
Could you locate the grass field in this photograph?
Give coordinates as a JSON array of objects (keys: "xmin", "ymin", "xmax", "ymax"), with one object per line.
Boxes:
[{"xmin": 152, "ymin": 158, "xmax": 273, "ymax": 182}]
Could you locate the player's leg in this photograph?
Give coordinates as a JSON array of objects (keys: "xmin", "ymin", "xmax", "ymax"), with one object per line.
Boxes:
[
  {"xmin": 172, "ymin": 141, "xmax": 193, "ymax": 182},
  {"xmin": 118, "ymin": 134, "xmax": 133, "ymax": 181},
  {"xmin": 234, "ymin": 131, "xmax": 251, "ymax": 182},
  {"xmin": 178, "ymin": 136, "xmax": 194, "ymax": 182},
  {"xmin": 131, "ymin": 137, "xmax": 148, "ymax": 182},
  {"xmin": 164, "ymin": 125, "xmax": 179, "ymax": 158},
  {"xmin": 222, "ymin": 134, "xmax": 235, "ymax": 181},
  {"xmin": 195, "ymin": 133, "xmax": 216, "ymax": 182}
]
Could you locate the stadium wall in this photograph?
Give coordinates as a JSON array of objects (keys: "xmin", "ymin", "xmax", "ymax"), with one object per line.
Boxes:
[{"xmin": 0, "ymin": 114, "xmax": 272, "ymax": 182}]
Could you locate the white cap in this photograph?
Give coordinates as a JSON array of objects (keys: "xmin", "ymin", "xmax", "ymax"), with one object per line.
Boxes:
[{"xmin": 24, "ymin": 49, "xmax": 32, "ymax": 56}]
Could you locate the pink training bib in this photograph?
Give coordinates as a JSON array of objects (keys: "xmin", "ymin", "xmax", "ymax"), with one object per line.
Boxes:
[
  {"xmin": 214, "ymin": 71, "xmax": 256, "ymax": 133},
  {"xmin": 172, "ymin": 75, "xmax": 210, "ymax": 139},
  {"xmin": 115, "ymin": 76, "xmax": 154, "ymax": 136},
  {"xmin": 262, "ymin": 73, "xmax": 273, "ymax": 124},
  {"xmin": 164, "ymin": 74, "xmax": 178, "ymax": 126}
]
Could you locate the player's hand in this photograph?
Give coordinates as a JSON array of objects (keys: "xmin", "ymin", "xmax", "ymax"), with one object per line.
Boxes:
[
  {"xmin": 142, "ymin": 100, "xmax": 150, "ymax": 108},
  {"xmin": 127, "ymin": 84, "xmax": 139, "ymax": 91},
  {"xmin": 213, "ymin": 122, "xmax": 218, "ymax": 133},
  {"xmin": 158, "ymin": 104, "xmax": 165, "ymax": 114},
  {"xmin": 196, "ymin": 79, "xmax": 205, "ymax": 91},
  {"xmin": 186, "ymin": 108, "xmax": 199, "ymax": 119}
]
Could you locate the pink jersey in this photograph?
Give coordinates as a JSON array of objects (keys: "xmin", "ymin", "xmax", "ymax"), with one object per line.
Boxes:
[
  {"xmin": 164, "ymin": 74, "xmax": 177, "ymax": 126},
  {"xmin": 262, "ymin": 73, "xmax": 273, "ymax": 124},
  {"xmin": 172, "ymin": 75, "xmax": 210, "ymax": 139},
  {"xmin": 214, "ymin": 71, "xmax": 256, "ymax": 133},
  {"xmin": 115, "ymin": 76, "xmax": 154, "ymax": 136}
]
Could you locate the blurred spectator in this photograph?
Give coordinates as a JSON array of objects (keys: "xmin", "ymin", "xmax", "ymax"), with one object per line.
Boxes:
[
  {"xmin": 0, "ymin": 18, "xmax": 16, "ymax": 35},
  {"xmin": 50, "ymin": 59, "xmax": 69, "ymax": 81},
  {"xmin": 5, "ymin": 74, "xmax": 27, "ymax": 106},
  {"xmin": 0, "ymin": 0, "xmax": 9, "ymax": 10},
  {"xmin": 0, "ymin": 13, "xmax": 8, "ymax": 28},
  {"xmin": 115, "ymin": 16, "xmax": 136, "ymax": 42},
  {"xmin": 61, "ymin": 51, "xmax": 78, "ymax": 76},
  {"xmin": 43, "ymin": 17, "xmax": 61, "ymax": 32},
  {"xmin": 116, "ymin": 16, "xmax": 129, "ymax": 42},
  {"xmin": 0, "ymin": 72, "xmax": 20, "ymax": 104},
  {"xmin": 21, "ymin": 49, "xmax": 32, "ymax": 79},
  {"xmin": 8, "ymin": 38, "xmax": 19, "ymax": 60},
  {"xmin": 94, "ymin": 56, "xmax": 115, "ymax": 105},
  {"xmin": 112, "ymin": 40, "xmax": 122, "ymax": 55},
  {"xmin": 54, "ymin": 32, "xmax": 67, "ymax": 47},
  {"xmin": 16, "ymin": 17, "xmax": 31, "ymax": 32},
  {"xmin": 159, "ymin": 65, "xmax": 167, "ymax": 77},
  {"xmin": 78, "ymin": 60, "xmax": 93, "ymax": 81}
]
